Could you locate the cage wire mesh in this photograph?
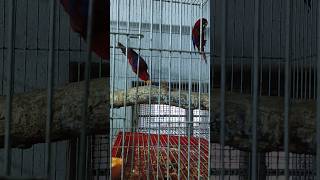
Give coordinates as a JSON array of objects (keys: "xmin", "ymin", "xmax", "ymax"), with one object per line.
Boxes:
[
  {"xmin": 111, "ymin": 0, "xmax": 320, "ymax": 180},
  {"xmin": 0, "ymin": 0, "xmax": 320, "ymax": 179},
  {"xmin": 0, "ymin": 0, "xmax": 109, "ymax": 179},
  {"xmin": 110, "ymin": 0, "xmax": 210, "ymax": 179}
]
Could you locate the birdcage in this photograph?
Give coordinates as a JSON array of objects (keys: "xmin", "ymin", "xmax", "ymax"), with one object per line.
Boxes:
[
  {"xmin": 0, "ymin": 0, "xmax": 320, "ymax": 179},
  {"xmin": 110, "ymin": 0, "xmax": 320, "ymax": 179},
  {"xmin": 0, "ymin": 0, "xmax": 110, "ymax": 179},
  {"xmin": 110, "ymin": 0, "xmax": 210, "ymax": 179}
]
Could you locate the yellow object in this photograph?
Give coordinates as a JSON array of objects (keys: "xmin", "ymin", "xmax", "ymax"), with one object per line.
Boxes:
[{"xmin": 112, "ymin": 157, "xmax": 123, "ymax": 179}]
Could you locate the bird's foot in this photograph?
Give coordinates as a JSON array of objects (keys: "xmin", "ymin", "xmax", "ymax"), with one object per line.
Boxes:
[{"xmin": 145, "ymin": 80, "xmax": 152, "ymax": 86}]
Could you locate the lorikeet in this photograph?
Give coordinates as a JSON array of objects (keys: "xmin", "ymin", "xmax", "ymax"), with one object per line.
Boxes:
[
  {"xmin": 192, "ymin": 18, "xmax": 208, "ymax": 63},
  {"xmin": 117, "ymin": 42, "xmax": 151, "ymax": 84},
  {"xmin": 59, "ymin": 0, "xmax": 108, "ymax": 60}
]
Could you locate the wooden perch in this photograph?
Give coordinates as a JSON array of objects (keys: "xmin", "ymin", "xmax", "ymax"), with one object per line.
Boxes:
[
  {"xmin": 0, "ymin": 78, "xmax": 110, "ymax": 148},
  {"xmin": 113, "ymin": 82, "xmax": 317, "ymax": 154},
  {"xmin": 0, "ymin": 77, "xmax": 317, "ymax": 154}
]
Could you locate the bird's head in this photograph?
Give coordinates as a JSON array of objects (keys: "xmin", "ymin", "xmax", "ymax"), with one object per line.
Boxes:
[
  {"xmin": 196, "ymin": 18, "xmax": 208, "ymax": 29},
  {"xmin": 201, "ymin": 18, "xmax": 208, "ymax": 29}
]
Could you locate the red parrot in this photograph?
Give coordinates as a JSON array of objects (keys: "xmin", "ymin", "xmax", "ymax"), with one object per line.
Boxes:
[
  {"xmin": 117, "ymin": 42, "xmax": 150, "ymax": 84},
  {"xmin": 59, "ymin": 0, "xmax": 108, "ymax": 60},
  {"xmin": 192, "ymin": 18, "xmax": 208, "ymax": 63}
]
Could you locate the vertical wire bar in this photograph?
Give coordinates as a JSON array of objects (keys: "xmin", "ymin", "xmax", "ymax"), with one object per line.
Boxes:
[
  {"xmin": 85, "ymin": 136, "xmax": 88, "ymax": 179},
  {"xmin": 128, "ymin": 0, "xmax": 136, "ymax": 175},
  {"xmin": 197, "ymin": 1, "xmax": 204, "ymax": 179},
  {"xmin": 313, "ymin": 4, "xmax": 316, "ymax": 101},
  {"xmin": 178, "ymin": 0, "xmax": 182, "ymax": 179},
  {"xmin": 188, "ymin": 3, "xmax": 193, "ymax": 180},
  {"xmin": 46, "ymin": 0, "xmax": 57, "ymax": 178},
  {"xmin": 316, "ymin": 0, "xmax": 320, "ymax": 178},
  {"xmin": 295, "ymin": 22, "xmax": 299, "ymax": 100},
  {"xmin": 209, "ymin": 0, "xmax": 213, "ymax": 177},
  {"xmin": 220, "ymin": 0, "xmax": 227, "ymax": 178},
  {"xmin": 278, "ymin": 0, "xmax": 282, "ymax": 98},
  {"xmin": 157, "ymin": 0, "xmax": 163, "ymax": 178},
  {"xmin": 148, "ymin": 0, "xmax": 154, "ymax": 178},
  {"xmin": 20, "ymin": 149, "xmax": 23, "ymax": 176},
  {"xmin": 1, "ymin": 0, "xmax": 5, "ymax": 94},
  {"xmin": 109, "ymin": 19, "xmax": 115, "ymax": 180},
  {"xmin": 300, "ymin": 0, "xmax": 304, "ymax": 100},
  {"xmin": 231, "ymin": 0, "xmax": 235, "ymax": 93},
  {"xmin": 241, "ymin": 0, "xmax": 245, "ymax": 95},
  {"xmin": 122, "ymin": 0, "xmax": 131, "ymax": 178},
  {"xmin": 269, "ymin": 0, "xmax": 274, "ymax": 97},
  {"xmin": 259, "ymin": 1, "xmax": 264, "ymax": 97},
  {"xmin": 292, "ymin": 0, "xmax": 296, "ymax": 100},
  {"xmin": 278, "ymin": 62, "xmax": 281, "ymax": 97},
  {"xmin": 251, "ymin": 0, "xmax": 261, "ymax": 178},
  {"xmin": 4, "ymin": 0, "xmax": 16, "ymax": 175},
  {"xmin": 304, "ymin": 6, "xmax": 308, "ymax": 100},
  {"xmin": 309, "ymin": 7, "xmax": 312, "ymax": 100},
  {"xmin": 167, "ymin": 0, "xmax": 173, "ymax": 179},
  {"xmin": 284, "ymin": 0, "xmax": 291, "ymax": 178},
  {"xmin": 298, "ymin": 0, "xmax": 301, "ymax": 100},
  {"xmin": 110, "ymin": 0, "xmax": 120, "ymax": 178},
  {"xmin": 78, "ymin": 0, "xmax": 95, "ymax": 179},
  {"xmin": 36, "ymin": 0, "xmax": 39, "ymax": 57},
  {"xmin": 292, "ymin": 60, "xmax": 299, "ymax": 100},
  {"xmin": 23, "ymin": 0, "xmax": 29, "ymax": 92},
  {"xmin": 133, "ymin": 0, "xmax": 143, "ymax": 176},
  {"xmin": 316, "ymin": 49, "xmax": 317, "ymax": 100},
  {"xmin": 57, "ymin": 6, "xmax": 61, "ymax": 86}
]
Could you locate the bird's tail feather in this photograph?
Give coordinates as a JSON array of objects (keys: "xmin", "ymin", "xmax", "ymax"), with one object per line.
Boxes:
[
  {"xmin": 201, "ymin": 52, "xmax": 207, "ymax": 64},
  {"xmin": 117, "ymin": 42, "xmax": 127, "ymax": 55},
  {"xmin": 117, "ymin": 42, "xmax": 125, "ymax": 49}
]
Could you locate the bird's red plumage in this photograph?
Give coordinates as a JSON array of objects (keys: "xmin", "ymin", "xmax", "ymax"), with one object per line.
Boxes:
[
  {"xmin": 118, "ymin": 42, "xmax": 150, "ymax": 82},
  {"xmin": 192, "ymin": 18, "xmax": 208, "ymax": 62},
  {"xmin": 60, "ymin": 0, "xmax": 108, "ymax": 60}
]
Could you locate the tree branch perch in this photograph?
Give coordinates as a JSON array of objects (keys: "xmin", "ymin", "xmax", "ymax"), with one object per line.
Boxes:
[{"xmin": 0, "ymin": 78, "xmax": 316, "ymax": 154}]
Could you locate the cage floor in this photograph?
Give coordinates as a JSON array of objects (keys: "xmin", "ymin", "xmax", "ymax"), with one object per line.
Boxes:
[{"xmin": 112, "ymin": 132, "xmax": 208, "ymax": 180}]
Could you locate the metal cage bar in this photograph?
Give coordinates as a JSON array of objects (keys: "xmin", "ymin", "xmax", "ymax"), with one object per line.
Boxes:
[
  {"xmin": 0, "ymin": 0, "xmax": 317, "ymax": 179},
  {"xmin": 209, "ymin": 0, "xmax": 214, "ymax": 177},
  {"xmin": 284, "ymin": 0, "xmax": 292, "ymax": 179},
  {"xmin": 45, "ymin": 0, "xmax": 57, "ymax": 178},
  {"xmin": 251, "ymin": 0, "xmax": 261, "ymax": 179},
  {"xmin": 168, "ymin": 0, "xmax": 173, "ymax": 179},
  {"xmin": 78, "ymin": 0, "xmax": 95, "ymax": 179},
  {"xmin": 178, "ymin": 1, "xmax": 183, "ymax": 179},
  {"xmin": 4, "ymin": 0, "xmax": 16, "ymax": 175},
  {"xmin": 220, "ymin": 0, "xmax": 227, "ymax": 178},
  {"xmin": 157, "ymin": 0, "xmax": 163, "ymax": 179},
  {"xmin": 316, "ymin": 0, "xmax": 320, "ymax": 178}
]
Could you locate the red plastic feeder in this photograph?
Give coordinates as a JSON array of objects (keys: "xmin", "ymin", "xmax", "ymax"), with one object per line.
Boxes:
[{"xmin": 112, "ymin": 131, "xmax": 209, "ymax": 180}]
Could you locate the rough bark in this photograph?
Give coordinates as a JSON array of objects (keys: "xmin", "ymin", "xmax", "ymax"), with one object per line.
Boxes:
[
  {"xmin": 115, "ymin": 82, "xmax": 318, "ymax": 154},
  {"xmin": 0, "ymin": 78, "xmax": 109, "ymax": 148},
  {"xmin": 0, "ymin": 77, "xmax": 317, "ymax": 154}
]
